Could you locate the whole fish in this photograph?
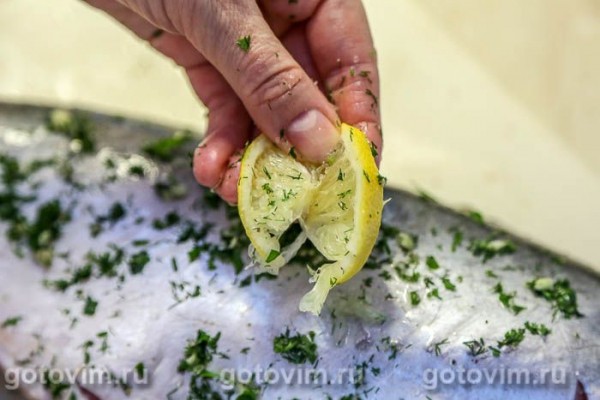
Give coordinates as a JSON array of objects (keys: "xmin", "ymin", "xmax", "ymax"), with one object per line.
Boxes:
[{"xmin": 0, "ymin": 104, "xmax": 598, "ymax": 400}]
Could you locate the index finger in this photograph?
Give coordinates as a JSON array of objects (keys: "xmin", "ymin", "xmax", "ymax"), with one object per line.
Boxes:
[{"xmin": 306, "ymin": 0, "xmax": 382, "ymax": 163}]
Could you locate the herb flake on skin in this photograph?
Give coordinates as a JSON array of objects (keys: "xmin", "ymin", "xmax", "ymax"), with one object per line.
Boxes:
[
  {"xmin": 497, "ymin": 328, "xmax": 526, "ymax": 348},
  {"xmin": 46, "ymin": 109, "xmax": 96, "ymax": 153},
  {"xmin": 527, "ymin": 277, "xmax": 583, "ymax": 319},
  {"xmin": 450, "ymin": 228, "xmax": 463, "ymax": 252},
  {"xmin": 469, "ymin": 237, "xmax": 516, "ymax": 262},
  {"xmin": 142, "ymin": 130, "xmax": 193, "ymax": 162},
  {"xmin": 463, "ymin": 338, "xmax": 488, "ymax": 357},
  {"xmin": 425, "ymin": 256, "xmax": 440, "ymax": 270},
  {"xmin": 1, "ymin": 316, "xmax": 22, "ymax": 328},
  {"xmin": 441, "ymin": 276, "xmax": 456, "ymax": 291},
  {"xmin": 236, "ymin": 35, "xmax": 252, "ymax": 53},
  {"xmin": 433, "ymin": 338, "xmax": 448, "ymax": 356},
  {"xmin": 493, "ymin": 282, "xmax": 526, "ymax": 315},
  {"xmin": 128, "ymin": 250, "xmax": 150, "ymax": 275},
  {"xmin": 409, "ymin": 291, "xmax": 420, "ymax": 306},
  {"xmin": 178, "ymin": 329, "xmax": 224, "ymax": 396},
  {"xmin": 524, "ymin": 321, "xmax": 551, "ymax": 337},
  {"xmin": 83, "ymin": 296, "xmax": 98, "ymax": 316},
  {"xmin": 273, "ymin": 329, "xmax": 318, "ymax": 365}
]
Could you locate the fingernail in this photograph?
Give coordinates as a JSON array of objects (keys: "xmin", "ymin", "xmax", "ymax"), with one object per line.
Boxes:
[{"xmin": 286, "ymin": 110, "xmax": 340, "ymax": 163}]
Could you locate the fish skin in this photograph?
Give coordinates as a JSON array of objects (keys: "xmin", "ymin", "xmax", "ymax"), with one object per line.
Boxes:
[{"xmin": 0, "ymin": 106, "xmax": 598, "ymax": 400}]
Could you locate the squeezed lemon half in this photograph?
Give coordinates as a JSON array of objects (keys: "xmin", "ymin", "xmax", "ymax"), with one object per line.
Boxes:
[{"xmin": 238, "ymin": 124, "xmax": 384, "ymax": 315}]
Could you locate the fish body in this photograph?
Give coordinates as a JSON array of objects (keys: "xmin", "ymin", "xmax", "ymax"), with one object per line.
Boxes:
[{"xmin": 0, "ymin": 104, "xmax": 598, "ymax": 400}]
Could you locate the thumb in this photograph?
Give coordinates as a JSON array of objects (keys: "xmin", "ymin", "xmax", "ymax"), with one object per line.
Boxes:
[{"xmin": 184, "ymin": 2, "xmax": 340, "ymax": 163}]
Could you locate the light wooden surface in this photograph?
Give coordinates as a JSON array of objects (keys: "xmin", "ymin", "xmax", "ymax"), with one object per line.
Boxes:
[{"xmin": 0, "ymin": 0, "xmax": 598, "ymax": 269}]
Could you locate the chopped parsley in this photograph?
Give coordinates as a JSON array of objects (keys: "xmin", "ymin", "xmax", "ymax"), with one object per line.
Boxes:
[
  {"xmin": 273, "ymin": 329, "xmax": 318, "ymax": 365},
  {"xmin": 152, "ymin": 211, "xmax": 181, "ymax": 230},
  {"xmin": 236, "ymin": 35, "xmax": 252, "ymax": 53},
  {"xmin": 450, "ymin": 228, "xmax": 463, "ymax": 252},
  {"xmin": 142, "ymin": 130, "xmax": 193, "ymax": 162},
  {"xmin": 441, "ymin": 276, "xmax": 456, "ymax": 291},
  {"xmin": 178, "ymin": 329, "xmax": 223, "ymax": 396},
  {"xmin": 1, "ymin": 316, "xmax": 22, "ymax": 328},
  {"xmin": 527, "ymin": 277, "xmax": 583, "ymax": 319},
  {"xmin": 83, "ymin": 296, "xmax": 98, "ymax": 316},
  {"xmin": 425, "ymin": 256, "xmax": 440, "ymax": 270},
  {"xmin": 134, "ymin": 362, "xmax": 146, "ymax": 380},
  {"xmin": 90, "ymin": 202, "xmax": 127, "ymax": 237},
  {"xmin": 46, "ymin": 109, "xmax": 95, "ymax": 153},
  {"xmin": 467, "ymin": 210, "xmax": 485, "ymax": 225},
  {"xmin": 493, "ymin": 282, "xmax": 526, "ymax": 315},
  {"xmin": 469, "ymin": 237, "xmax": 516, "ymax": 262},
  {"xmin": 524, "ymin": 321, "xmax": 551, "ymax": 337},
  {"xmin": 463, "ymin": 338, "xmax": 487, "ymax": 357},
  {"xmin": 497, "ymin": 328, "xmax": 526, "ymax": 348},
  {"xmin": 265, "ymin": 249, "xmax": 280, "ymax": 263},
  {"xmin": 409, "ymin": 291, "xmax": 420, "ymax": 306},
  {"xmin": 433, "ymin": 338, "xmax": 448, "ymax": 356},
  {"xmin": 13, "ymin": 199, "xmax": 71, "ymax": 267},
  {"xmin": 128, "ymin": 250, "xmax": 150, "ymax": 274}
]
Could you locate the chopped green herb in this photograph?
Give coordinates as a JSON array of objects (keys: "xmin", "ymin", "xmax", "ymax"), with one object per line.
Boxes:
[
  {"xmin": 463, "ymin": 338, "xmax": 487, "ymax": 357},
  {"xmin": 265, "ymin": 249, "xmax": 280, "ymax": 263},
  {"xmin": 152, "ymin": 211, "xmax": 180, "ymax": 230},
  {"xmin": 262, "ymin": 166, "xmax": 272, "ymax": 179},
  {"xmin": 467, "ymin": 210, "xmax": 485, "ymax": 225},
  {"xmin": 497, "ymin": 328, "xmax": 526, "ymax": 348},
  {"xmin": 46, "ymin": 109, "xmax": 95, "ymax": 153},
  {"xmin": 427, "ymin": 288, "xmax": 442, "ymax": 300},
  {"xmin": 524, "ymin": 321, "xmax": 551, "ymax": 337},
  {"xmin": 1, "ymin": 316, "xmax": 22, "ymax": 328},
  {"xmin": 43, "ymin": 369, "xmax": 71, "ymax": 398},
  {"xmin": 450, "ymin": 228, "xmax": 463, "ymax": 252},
  {"xmin": 362, "ymin": 170, "xmax": 371, "ymax": 183},
  {"xmin": 154, "ymin": 174, "xmax": 188, "ymax": 201},
  {"xmin": 129, "ymin": 250, "xmax": 150, "ymax": 274},
  {"xmin": 394, "ymin": 266, "xmax": 420, "ymax": 283},
  {"xmin": 469, "ymin": 237, "xmax": 516, "ymax": 262},
  {"xmin": 409, "ymin": 291, "xmax": 420, "ymax": 306},
  {"xmin": 337, "ymin": 169, "xmax": 345, "ymax": 181},
  {"xmin": 273, "ymin": 329, "xmax": 318, "ymax": 365},
  {"xmin": 441, "ymin": 276, "xmax": 456, "ymax": 291},
  {"xmin": 493, "ymin": 282, "xmax": 526, "ymax": 315},
  {"xmin": 485, "ymin": 269, "xmax": 498, "ymax": 278},
  {"xmin": 236, "ymin": 35, "xmax": 252, "ymax": 52},
  {"xmin": 261, "ymin": 183, "xmax": 273, "ymax": 194},
  {"xmin": 433, "ymin": 338, "xmax": 448, "ymax": 356},
  {"xmin": 426, "ymin": 256, "xmax": 440, "ymax": 270},
  {"xmin": 365, "ymin": 89, "xmax": 378, "ymax": 106},
  {"xmin": 289, "ymin": 146, "xmax": 297, "ymax": 159},
  {"xmin": 142, "ymin": 130, "xmax": 193, "ymax": 162},
  {"xmin": 369, "ymin": 142, "xmax": 378, "ymax": 158},
  {"xmin": 83, "ymin": 296, "xmax": 98, "ymax": 316},
  {"xmin": 134, "ymin": 362, "xmax": 146, "ymax": 380},
  {"xmin": 527, "ymin": 278, "xmax": 583, "ymax": 319}
]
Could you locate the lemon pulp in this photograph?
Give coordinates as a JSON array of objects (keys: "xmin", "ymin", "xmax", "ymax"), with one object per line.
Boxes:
[{"xmin": 238, "ymin": 124, "xmax": 384, "ymax": 315}]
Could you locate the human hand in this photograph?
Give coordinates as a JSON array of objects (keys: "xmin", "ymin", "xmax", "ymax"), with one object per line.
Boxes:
[{"xmin": 85, "ymin": 0, "xmax": 381, "ymax": 204}]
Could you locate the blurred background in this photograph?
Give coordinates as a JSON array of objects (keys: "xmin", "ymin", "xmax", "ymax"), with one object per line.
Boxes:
[{"xmin": 0, "ymin": 0, "xmax": 598, "ymax": 270}]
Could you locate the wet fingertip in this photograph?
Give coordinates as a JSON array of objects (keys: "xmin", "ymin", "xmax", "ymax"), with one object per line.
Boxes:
[
  {"xmin": 216, "ymin": 155, "xmax": 241, "ymax": 205},
  {"xmin": 192, "ymin": 144, "xmax": 223, "ymax": 188}
]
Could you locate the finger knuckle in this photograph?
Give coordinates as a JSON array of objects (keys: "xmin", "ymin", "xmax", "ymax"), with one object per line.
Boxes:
[{"xmin": 242, "ymin": 55, "xmax": 305, "ymax": 111}]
